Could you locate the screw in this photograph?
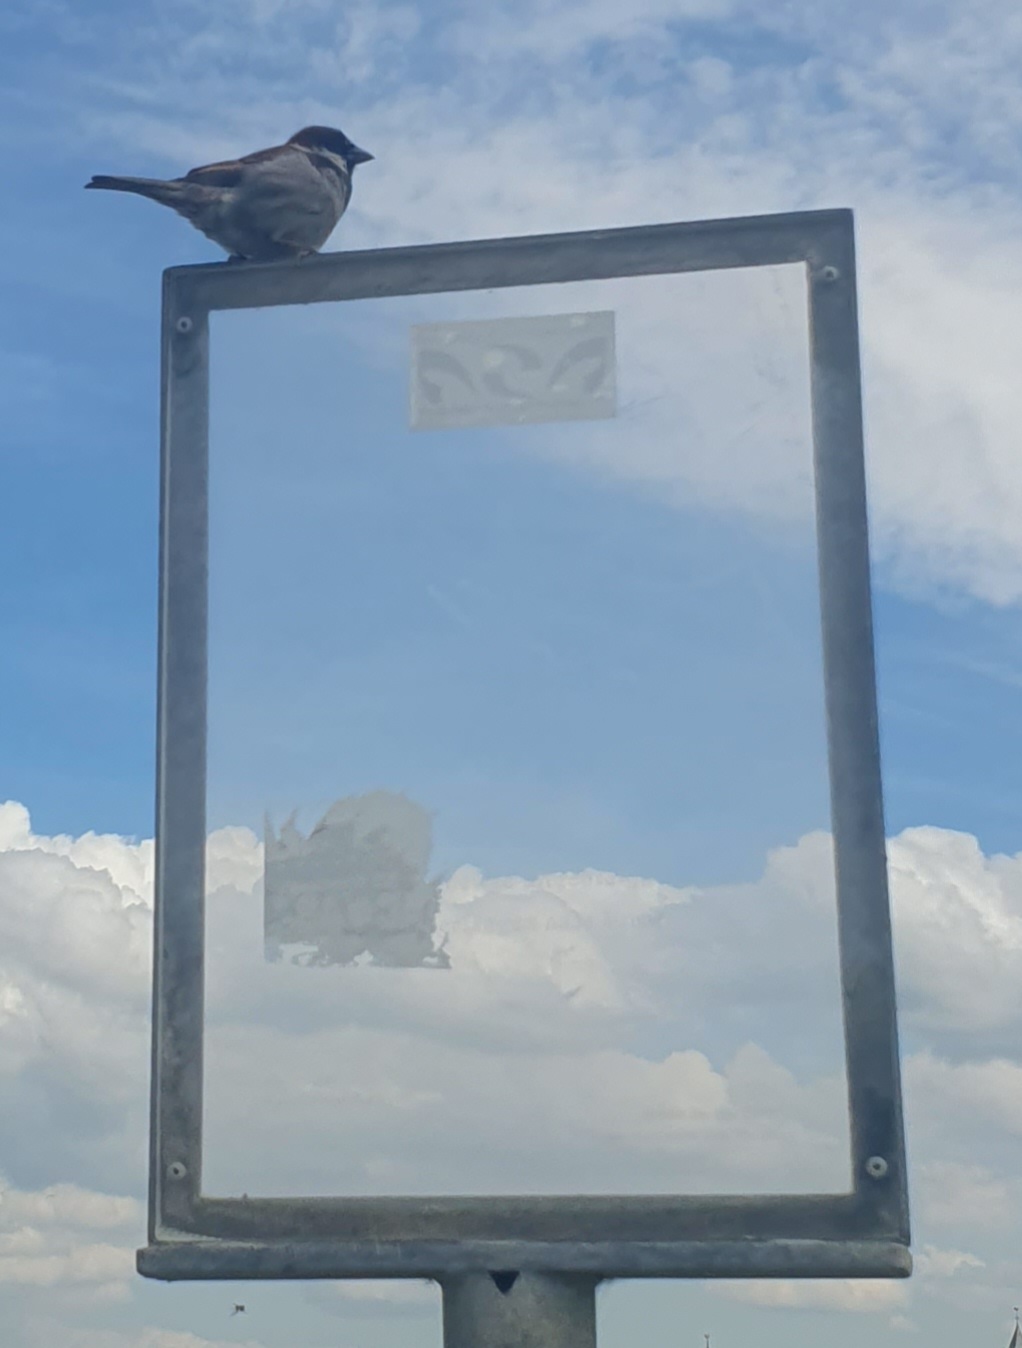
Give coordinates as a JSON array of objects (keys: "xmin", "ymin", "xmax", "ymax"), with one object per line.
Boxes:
[
  {"xmin": 167, "ymin": 1160, "xmax": 188, "ymax": 1180},
  {"xmin": 175, "ymin": 316, "xmax": 193, "ymax": 334},
  {"xmin": 865, "ymin": 1155, "xmax": 888, "ymax": 1179},
  {"xmin": 818, "ymin": 265, "xmax": 840, "ymax": 283}
]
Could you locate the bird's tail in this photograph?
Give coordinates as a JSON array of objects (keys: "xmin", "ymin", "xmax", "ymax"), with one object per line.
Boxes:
[{"xmin": 84, "ymin": 174, "xmax": 180, "ymax": 203}]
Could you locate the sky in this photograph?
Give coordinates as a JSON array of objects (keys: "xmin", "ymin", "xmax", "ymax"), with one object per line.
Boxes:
[{"xmin": 4, "ymin": 0, "xmax": 1022, "ymax": 1345}]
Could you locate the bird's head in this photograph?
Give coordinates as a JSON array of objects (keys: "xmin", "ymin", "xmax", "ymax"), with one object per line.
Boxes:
[{"xmin": 289, "ymin": 126, "xmax": 374, "ymax": 170}]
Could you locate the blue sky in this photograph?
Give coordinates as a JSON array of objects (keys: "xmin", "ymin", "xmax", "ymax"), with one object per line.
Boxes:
[
  {"xmin": 4, "ymin": 0, "xmax": 1022, "ymax": 857},
  {"xmin": 5, "ymin": 0, "xmax": 1022, "ymax": 1347},
  {"xmin": 203, "ymin": 275, "xmax": 831, "ymax": 888}
]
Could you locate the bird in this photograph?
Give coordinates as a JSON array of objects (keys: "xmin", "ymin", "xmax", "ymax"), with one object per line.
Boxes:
[
  {"xmin": 85, "ymin": 126, "xmax": 373, "ymax": 262},
  {"xmin": 231, "ymin": 1304, "xmax": 246, "ymax": 1316}
]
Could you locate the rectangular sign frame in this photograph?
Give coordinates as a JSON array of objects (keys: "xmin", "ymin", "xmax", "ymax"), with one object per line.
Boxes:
[{"xmin": 139, "ymin": 208, "xmax": 911, "ymax": 1283}]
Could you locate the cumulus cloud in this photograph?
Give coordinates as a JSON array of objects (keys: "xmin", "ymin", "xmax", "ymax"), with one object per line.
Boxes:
[
  {"xmin": 199, "ymin": 813, "xmax": 852, "ymax": 1195},
  {"xmin": 8, "ymin": 796, "xmax": 1022, "ymax": 1203},
  {"xmin": 886, "ymin": 826, "xmax": 1022, "ymax": 1033},
  {"xmin": 717, "ymin": 1277, "xmax": 910, "ymax": 1313},
  {"xmin": 916, "ymin": 1161, "xmax": 1014, "ymax": 1232},
  {"xmin": 0, "ymin": 1176, "xmax": 141, "ymax": 1305},
  {"xmin": 0, "ymin": 1183, "xmax": 140, "ymax": 1231},
  {"xmin": 438, "ymin": 861, "xmax": 680, "ymax": 1010},
  {"xmin": 202, "ymin": 1025, "xmax": 849, "ymax": 1197},
  {"xmin": 0, "ymin": 800, "xmax": 153, "ymax": 899},
  {"xmin": 905, "ymin": 1053, "xmax": 1022, "ymax": 1144},
  {"xmin": 4, "ymin": 798, "xmax": 1022, "ymax": 1337},
  {"xmin": 0, "ymin": 802, "xmax": 261, "ymax": 1195},
  {"xmin": 8, "ymin": 797, "xmax": 1022, "ymax": 1201}
]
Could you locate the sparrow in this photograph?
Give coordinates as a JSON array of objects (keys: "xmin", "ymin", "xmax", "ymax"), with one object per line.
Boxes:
[{"xmin": 85, "ymin": 126, "xmax": 373, "ymax": 261}]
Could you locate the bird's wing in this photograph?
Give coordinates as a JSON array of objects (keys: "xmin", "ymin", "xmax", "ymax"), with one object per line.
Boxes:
[
  {"xmin": 181, "ymin": 143, "xmax": 290, "ymax": 188},
  {"xmin": 181, "ymin": 161, "xmax": 244, "ymax": 188}
]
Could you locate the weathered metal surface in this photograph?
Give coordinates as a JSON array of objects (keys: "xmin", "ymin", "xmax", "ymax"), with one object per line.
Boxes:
[{"xmin": 144, "ymin": 207, "xmax": 910, "ymax": 1288}]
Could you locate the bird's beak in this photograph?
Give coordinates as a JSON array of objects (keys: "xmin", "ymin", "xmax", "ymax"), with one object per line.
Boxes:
[{"xmin": 349, "ymin": 147, "xmax": 374, "ymax": 165}]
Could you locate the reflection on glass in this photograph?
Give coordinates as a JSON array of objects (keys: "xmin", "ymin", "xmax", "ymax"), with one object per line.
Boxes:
[{"xmin": 201, "ymin": 265, "xmax": 851, "ymax": 1200}]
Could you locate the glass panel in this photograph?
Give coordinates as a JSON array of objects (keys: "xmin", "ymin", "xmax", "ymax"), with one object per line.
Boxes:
[{"xmin": 201, "ymin": 264, "xmax": 850, "ymax": 1198}]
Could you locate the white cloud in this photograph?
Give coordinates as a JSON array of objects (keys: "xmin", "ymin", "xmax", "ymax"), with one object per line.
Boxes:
[
  {"xmin": 0, "ymin": 1176, "xmax": 140, "ymax": 1305},
  {"xmin": 1, "ymin": 796, "xmax": 1022, "ymax": 1327},
  {"xmin": 0, "ymin": 806, "xmax": 264, "ymax": 1195},
  {"xmin": 717, "ymin": 1278, "xmax": 909, "ymax": 1312},
  {"xmin": 308, "ymin": 1277, "xmax": 436, "ymax": 1317},
  {"xmin": 917, "ymin": 1161, "xmax": 1014, "ymax": 1232},
  {"xmin": 0, "ymin": 1243, "xmax": 133, "ymax": 1290},
  {"xmin": 36, "ymin": 0, "xmax": 1022, "ymax": 606},
  {"xmin": 0, "ymin": 1183, "xmax": 141, "ymax": 1231},
  {"xmin": 0, "ymin": 800, "xmax": 153, "ymax": 898},
  {"xmin": 6, "ymin": 797, "xmax": 1022, "ymax": 1206},
  {"xmin": 446, "ymin": 0, "xmax": 734, "ymax": 65},
  {"xmin": 11, "ymin": 796, "xmax": 1022, "ymax": 1206},
  {"xmin": 905, "ymin": 1053, "xmax": 1022, "ymax": 1141},
  {"xmin": 887, "ymin": 826, "xmax": 1022, "ymax": 1033},
  {"xmin": 438, "ymin": 862, "xmax": 681, "ymax": 1010},
  {"xmin": 201, "ymin": 1016, "xmax": 849, "ymax": 1197},
  {"xmin": 913, "ymin": 1245, "xmax": 986, "ymax": 1280}
]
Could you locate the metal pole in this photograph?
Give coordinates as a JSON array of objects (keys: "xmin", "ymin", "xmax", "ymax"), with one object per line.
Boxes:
[{"xmin": 441, "ymin": 1272, "xmax": 599, "ymax": 1348}]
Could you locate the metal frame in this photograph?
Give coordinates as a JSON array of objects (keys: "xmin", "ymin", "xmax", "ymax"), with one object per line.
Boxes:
[{"xmin": 139, "ymin": 208, "xmax": 911, "ymax": 1284}]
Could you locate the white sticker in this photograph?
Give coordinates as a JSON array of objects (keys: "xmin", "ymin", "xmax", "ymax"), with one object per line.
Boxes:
[{"xmin": 410, "ymin": 310, "xmax": 616, "ymax": 431}]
